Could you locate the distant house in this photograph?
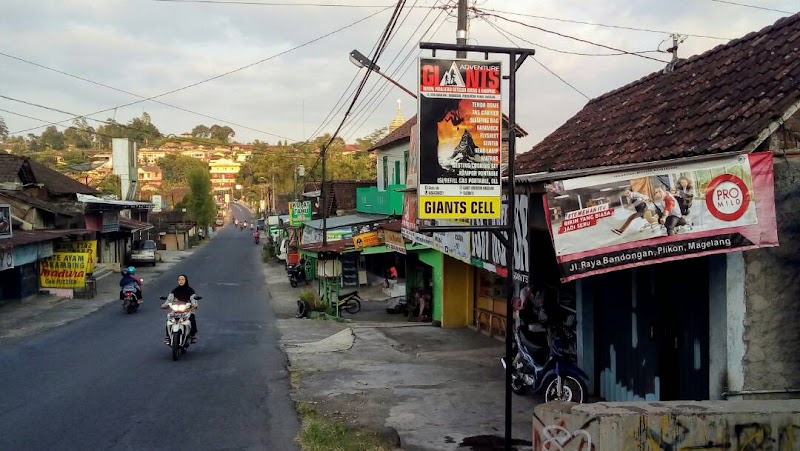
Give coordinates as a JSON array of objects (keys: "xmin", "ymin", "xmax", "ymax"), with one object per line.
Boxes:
[
  {"xmin": 137, "ymin": 166, "xmax": 163, "ymax": 189},
  {"xmin": 209, "ymin": 158, "xmax": 241, "ymax": 194}
]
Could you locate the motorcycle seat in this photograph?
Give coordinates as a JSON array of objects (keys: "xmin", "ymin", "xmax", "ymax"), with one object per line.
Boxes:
[{"xmin": 338, "ymin": 291, "xmax": 358, "ymax": 301}]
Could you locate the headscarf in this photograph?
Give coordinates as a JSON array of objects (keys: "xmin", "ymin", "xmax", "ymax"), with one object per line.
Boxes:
[{"xmin": 171, "ymin": 274, "xmax": 196, "ymax": 302}]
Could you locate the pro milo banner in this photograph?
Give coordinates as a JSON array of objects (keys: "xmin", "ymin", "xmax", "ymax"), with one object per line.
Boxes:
[
  {"xmin": 417, "ymin": 57, "xmax": 502, "ymax": 219},
  {"xmin": 54, "ymin": 240, "xmax": 97, "ymax": 274},
  {"xmin": 544, "ymin": 153, "xmax": 778, "ymax": 281},
  {"xmin": 39, "ymin": 252, "xmax": 90, "ymax": 289}
]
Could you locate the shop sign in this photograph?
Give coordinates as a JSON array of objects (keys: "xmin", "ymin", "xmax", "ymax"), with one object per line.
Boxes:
[
  {"xmin": 432, "ymin": 220, "xmax": 470, "ymax": 263},
  {"xmin": 289, "ymin": 201, "xmax": 312, "ymax": 226},
  {"xmin": 406, "ymin": 125, "xmax": 419, "ymax": 189},
  {"xmin": 544, "ymin": 153, "xmax": 778, "ymax": 282},
  {"xmin": 384, "ymin": 230, "xmax": 406, "ymax": 254},
  {"xmin": 102, "ymin": 211, "xmax": 120, "ymax": 233},
  {"xmin": 353, "ymin": 231, "xmax": 381, "ymax": 250},
  {"xmin": 470, "ymin": 193, "xmax": 530, "ymax": 283},
  {"xmin": 151, "ymin": 194, "xmax": 163, "ymax": 213},
  {"xmin": 417, "ymin": 57, "xmax": 502, "ymax": 220},
  {"xmin": 54, "ymin": 240, "xmax": 97, "ymax": 274},
  {"xmin": 0, "ymin": 204, "xmax": 12, "ymax": 239},
  {"xmin": 39, "ymin": 252, "xmax": 90, "ymax": 289}
]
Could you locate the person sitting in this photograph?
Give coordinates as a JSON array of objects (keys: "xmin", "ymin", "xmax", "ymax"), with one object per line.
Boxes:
[
  {"xmin": 612, "ymin": 189, "xmax": 650, "ymax": 235},
  {"xmin": 160, "ymin": 274, "xmax": 199, "ymax": 343},
  {"xmin": 653, "ymin": 186, "xmax": 687, "ymax": 236},
  {"xmin": 119, "ymin": 266, "xmax": 142, "ymax": 303},
  {"xmin": 409, "ymin": 289, "xmax": 431, "ymax": 322}
]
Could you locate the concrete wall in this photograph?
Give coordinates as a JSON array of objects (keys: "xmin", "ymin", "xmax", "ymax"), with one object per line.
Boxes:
[
  {"xmin": 533, "ymin": 400, "xmax": 800, "ymax": 450},
  {"xmin": 741, "ymin": 154, "xmax": 800, "ymax": 395},
  {"xmin": 441, "ymin": 256, "xmax": 474, "ymax": 328}
]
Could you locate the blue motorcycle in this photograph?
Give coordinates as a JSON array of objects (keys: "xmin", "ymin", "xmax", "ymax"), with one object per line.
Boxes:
[{"xmin": 501, "ymin": 323, "xmax": 589, "ymax": 403}]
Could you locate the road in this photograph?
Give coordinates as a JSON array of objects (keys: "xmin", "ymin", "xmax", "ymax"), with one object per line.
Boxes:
[{"xmin": 0, "ymin": 218, "xmax": 299, "ymax": 450}]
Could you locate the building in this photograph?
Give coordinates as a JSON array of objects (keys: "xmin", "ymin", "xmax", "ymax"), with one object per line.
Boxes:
[
  {"xmin": 137, "ymin": 149, "xmax": 166, "ymax": 166},
  {"xmin": 181, "ymin": 149, "xmax": 208, "ymax": 162},
  {"xmin": 209, "ymin": 158, "xmax": 241, "ymax": 194},
  {"xmin": 137, "ymin": 166, "xmax": 163, "ymax": 189}
]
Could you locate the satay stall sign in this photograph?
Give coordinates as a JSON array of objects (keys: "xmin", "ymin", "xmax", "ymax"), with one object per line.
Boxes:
[{"xmin": 417, "ymin": 58, "xmax": 503, "ymax": 220}]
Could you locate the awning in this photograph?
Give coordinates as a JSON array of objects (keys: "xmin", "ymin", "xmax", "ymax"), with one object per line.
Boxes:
[
  {"xmin": 359, "ymin": 245, "xmax": 393, "ymax": 255},
  {"xmin": 76, "ymin": 193, "xmax": 153, "ymax": 210},
  {"xmin": 302, "ymin": 213, "xmax": 389, "ymax": 230},
  {"xmin": 0, "ymin": 228, "xmax": 93, "ymax": 250},
  {"xmin": 119, "ymin": 217, "xmax": 154, "ymax": 232}
]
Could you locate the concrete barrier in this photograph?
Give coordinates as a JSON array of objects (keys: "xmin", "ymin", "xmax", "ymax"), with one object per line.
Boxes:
[{"xmin": 533, "ymin": 400, "xmax": 800, "ymax": 450}]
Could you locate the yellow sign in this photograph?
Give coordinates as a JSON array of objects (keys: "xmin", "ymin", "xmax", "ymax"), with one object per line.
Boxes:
[
  {"xmin": 353, "ymin": 231, "xmax": 381, "ymax": 250},
  {"xmin": 384, "ymin": 230, "xmax": 406, "ymax": 254},
  {"xmin": 54, "ymin": 240, "xmax": 97, "ymax": 274},
  {"xmin": 39, "ymin": 252, "xmax": 90, "ymax": 289},
  {"xmin": 418, "ymin": 196, "xmax": 501, "ymax": 219}
]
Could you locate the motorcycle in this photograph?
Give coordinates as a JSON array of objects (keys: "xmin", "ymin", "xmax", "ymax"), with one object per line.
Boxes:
[
  {"xmin": 121, "ymin": 280, "xmax": 143, "ymax": 314},
  {"xmin": 287, "ymin": 264, "xmax": 309, "ymax": 287},
  {"xmin": 501, "ymin": 323, "xmax": 589, "ymax": 403},
  {"xmin": 160, "ymin": 295, "xmax": 202, "ymax": 361},
  {"xmin": 336, "ymin": 291, "xmax": 362, "ymax": 314},
  {"xmin": 254, "ymin": 236, "xmax": 260, "ymax": 245}
]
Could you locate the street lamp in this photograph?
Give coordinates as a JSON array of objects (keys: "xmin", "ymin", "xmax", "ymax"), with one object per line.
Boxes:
[
  {"xmin": 349, "ymin": 49, "xmax": 417, "ymax": 99},
  {"xmin": 293, "ymin": 165, "xmax": 305, "ymax": 201}
]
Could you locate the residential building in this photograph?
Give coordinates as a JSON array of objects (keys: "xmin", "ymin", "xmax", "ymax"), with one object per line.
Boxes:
[
  {"xmin": 138, "ymin": 149, "xmax": 166, "ymax": 166},
  {"xmin": 209, "ymin": 158, "xmax": 241, "ymax": 193},
  {"xmin": 181, "ymin": 149, "xmax": 208, "ymax": 162},
  {"xmin": 137, "ymin": 166, "xmax": 163, "ymax": 189}
]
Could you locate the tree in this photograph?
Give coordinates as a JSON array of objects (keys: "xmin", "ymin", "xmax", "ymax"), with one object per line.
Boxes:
[
  {"xmin": 356, "ymin": 127, "xmax": 387, "ymax": 151},
  {"xmin": 191, "ymin": 125, "xmax": 210, "ymax": 139},
  {"xmin": 41, "ymin": 126, "xmax": 65, "ymax": 150},
  {"xmin": 158, "ymin": 154, "xmax": 208, "ymax": 184},
  {"xmin": 26, "ymin": 133, "xmax": 41, "ymax": 152},
  {"xmin": 0, "ymin": 116, "xmax": 8, "ymax": 142},
  {"xmin": 95, "ymin": 173, "xmax": 121, "ymax": 197},
  {"xmin": 95, "ymin": 112, "xmax": 161, "ymax": 148},
  {"xmin": 185, "ymin": 167, "xmax": 216, "ymax": 227},
  {"xmin": 208, "ymin": 124, "xmax": 235, "ymax": 143},
  {"xmin": 64, "ymin": 118, "xmax": 94, "ymax": 149}
]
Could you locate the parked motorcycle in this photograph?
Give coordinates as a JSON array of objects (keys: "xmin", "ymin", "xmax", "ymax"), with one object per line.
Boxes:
[
  {"xmin": 287, "ymin": 264, "xmax": 309, "ymax": 287},
  {"xmin": 160, "ymin": 295, "xmax": 202, "ymax": 361},
  {"xmin": 501, "ymin": 324, "xmax": 589, "ymax": 403},
  {"xmin": 336, "ymin": 291, "xmax": 362, "ymax": 314},
  {"xmin": 120, "ymin": 280, "xmax": 143, "ymax": 314}
]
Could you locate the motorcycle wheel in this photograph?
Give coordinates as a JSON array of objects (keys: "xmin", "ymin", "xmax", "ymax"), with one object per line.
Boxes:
[
  {"xmin": 344, "ymin": 298, "xmax": 361, "ymax": 314},
  {"xmin": 511, "ymin": 372, "xmax": 527, "ymax": 395},
  {"xmin": 172, "ymin": 333, "xmax": 181, "ymax": 361},
  {"xmin": 544, "ymin": 376, "xmax": 587, "ymax": 403},
  {"xmin": 126, "ymin": 304, "xmax": 135, "ymax": 314},
  {"xmin": 290, "ymin": 278, "xmax": 298, "ymax": 288}
]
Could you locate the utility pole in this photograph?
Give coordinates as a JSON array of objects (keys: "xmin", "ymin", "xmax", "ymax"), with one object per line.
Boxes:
[{"xmin": 456, "ymin": 0, "xmax": 468, "ymax": 58}]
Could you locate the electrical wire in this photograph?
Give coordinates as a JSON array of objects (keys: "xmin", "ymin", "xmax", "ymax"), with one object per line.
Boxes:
[
  {"xmin": 477, "ymin": 10, "xmax": 670, "ymax": 63},
  {"xmin": 709, "ymin": 0, "xmax": 794, "ymax": 14},
  {"xmin": 8, "ymin": 6, "xmax": 391, "ymax": 136},
  {"xmin": 483, "ymin": 18, "xmax": 590, "ymax": 100},
  {"xmin": 0, "ymin": 51, "xmax": 297, "ymax": 142},
  {"xmin": 473, "ymin": 7, "xmax": 734, "ymax": 40},
  {"xmin": 151, "ymin": 0, "xmax": 423, "ymax": 6}
]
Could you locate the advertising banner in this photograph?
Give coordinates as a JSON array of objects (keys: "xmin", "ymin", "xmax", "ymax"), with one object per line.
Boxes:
[
  {"xmin": 545, "ymin": 153, "xmax": 778, "ymax": 281},
  {"xmin": 0, "ymin": 204, "xmax": 11, "ymax": 239},
  {"xmin": 39, "ymin": 252, "xmax": 90, "ymax": 289},
  {"xmin": 102, "ymin": 211, "xmax": 120, "ymax": 233},
  {"xmin": 417, "ymin": 57, "xmax": 502, "ymax": 219},
  {"xmin": 289, "ymin": 201, "xmax": 312, "ymax": 226},
  {"xmin": 151, "ymin": 194, "xmax": 163, "ymax": 213},
  {"xmin": 432, "ymin": 220, "xmax": 470, "ymax": 263},
  {"xmin": 54, "ymin": 240, "xmax": 97, "ymax": 274},
  {"xmin": 406, "ymin": 125, "xmax": 419, "ymax": 189},
  {"xmin": 384, "ymin": 230, "xmax": 406, "ymax": 254},
  {"xmin": 353, "ymin": 231, "xmax": 381, "ymax": 250},
  {"xmin": 470, "ymin": 193, "xmax": 530, "ymax": 283}
]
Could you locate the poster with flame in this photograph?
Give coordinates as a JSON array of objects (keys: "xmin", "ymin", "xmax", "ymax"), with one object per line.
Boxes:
[{"xmin": 417, "ymin": 58, "xmax": 502, "ymax": 219}]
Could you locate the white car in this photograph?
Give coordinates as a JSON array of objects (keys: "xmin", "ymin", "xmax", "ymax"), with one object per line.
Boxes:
[{"xmin": 129, "ymin": 240, "xmax": 157, "ymax": 266}]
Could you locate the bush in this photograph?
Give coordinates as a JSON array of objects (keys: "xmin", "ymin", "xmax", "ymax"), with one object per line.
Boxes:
[{"xmin": 300, "ymin": 289, "xmax": 325, "ymax": 311}]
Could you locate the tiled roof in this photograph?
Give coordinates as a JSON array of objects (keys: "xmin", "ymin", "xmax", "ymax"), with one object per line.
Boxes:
[
  {"xmin": 369, "ymin": 116, "xmax": 417, "ymax": 151},
  {"xmin": 0, "ymin": 229, "xmax": 93, "ymax": 250},
  {"xmin": 29, "ymin": 159, "xmax": 97, "ymax": 195},
  {"xmin": 0, "ymin": 190, "xmax": 75, "ymax": 216},
  {"xmin": 0, "ymin": 154, "xmax": 25, "ymax": 183},
  {"xmin": 516, "ymin": 13, "xmax": 800, "ymax": 175}
]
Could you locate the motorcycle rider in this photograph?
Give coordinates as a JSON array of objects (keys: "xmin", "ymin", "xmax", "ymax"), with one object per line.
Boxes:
[
  {"xmin": 119, "ymin": 266, "xmax": 142, "ymax": 303},
  {"xmin": 160, "ymin": 274, "xmax": 199, "ymax": 343},
  {"xmin": 252, "ymin": 228, "xmax": 260, "ymax": 243}
]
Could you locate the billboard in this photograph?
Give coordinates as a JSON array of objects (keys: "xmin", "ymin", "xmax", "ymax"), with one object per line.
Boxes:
[
  {"xmin": 39, "ymin": 252, "xmax": 90, "ymax": 289},
  {"xmin": 289, "ymin": 201, "xmax": 312, "ymax": 226},
  {"xmin": 0, "ymin": 204, "xmax": 11, "ymax": 239},
  {"xmin": 151, "ymin": 194, "xmax": 163, "ymax": 213},
  {"xmin": 54, "ymin": 240, "xmax": 97, "ymax": 274},
  {"xmin": 417, "ymin": 57, "xmax": 502, "ymax": 219},
  {"xmin": 544, "ymin": 153, "xmax": 778, "ymax": 281}
]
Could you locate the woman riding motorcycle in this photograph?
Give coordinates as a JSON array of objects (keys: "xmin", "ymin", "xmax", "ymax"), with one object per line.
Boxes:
[
  {"xmin": 160, "ymin": 274, "xmax": 199, "ymax": 343},
  {"xmin": 119, "ymin": 266, "xmax": 142, "ymax": 303}
]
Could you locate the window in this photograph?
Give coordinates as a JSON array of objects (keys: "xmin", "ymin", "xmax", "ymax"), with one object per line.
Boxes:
[
  {"xmin": 382, "ymin": 156, "xmax": 389, "ymax": 189},
  {"xmin": 404, "ymin": 150, "xmax": 409, "ymax": 183},
  {"xmin": 394, "ymin": 160, "xmax": 401, "ymax": 185}
]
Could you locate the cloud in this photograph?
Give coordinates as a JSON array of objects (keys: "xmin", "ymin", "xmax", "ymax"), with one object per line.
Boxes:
[{"xmin": 0, "ymin": 0, "xmax": 797, "ymax": 147}]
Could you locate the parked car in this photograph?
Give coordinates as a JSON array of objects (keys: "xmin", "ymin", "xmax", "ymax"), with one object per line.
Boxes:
[{"xmin": 129, "ymin": 240, "xmax": 157, "ymax": 266}]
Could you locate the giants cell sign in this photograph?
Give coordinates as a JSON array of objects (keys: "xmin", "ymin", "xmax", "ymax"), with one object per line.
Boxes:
[
  {"xmin": 544, "ymin": 153, "xmax": 778, "ymax": 281},
  {"xmin": 417, "ymin": 58, "xmax": 502, "ymax": 219}
]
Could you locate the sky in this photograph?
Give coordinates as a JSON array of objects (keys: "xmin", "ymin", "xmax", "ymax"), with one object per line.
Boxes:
[{"xmin": 0, "ymin": 0, "xmax": 797, "ymax": 153}]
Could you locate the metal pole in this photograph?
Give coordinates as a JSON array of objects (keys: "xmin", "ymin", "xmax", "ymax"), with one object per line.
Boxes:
[
  {"xmin": 456, "ymin": 0, "xmax": 468, "ymax": 58},
  {"xmin": 322, "ymin": 146, "xmax": 328, "ymax": 247},
  {"xmin": 503, "ymin": 51, "xmax": 519, "ymax": 451},
  {"xmin": 375, "ymin": 69, "xmax": 417, "ymax": 99}
]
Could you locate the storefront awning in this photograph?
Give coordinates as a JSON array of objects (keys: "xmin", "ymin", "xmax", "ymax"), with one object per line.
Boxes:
[
  {"xmin": 119, "ymin": 217, "xmax": 154, "ymax": 232},
  {"xmin": 76, "ymin": 193, "xmax": 153, "ymax": 210},
  {"xmin": 359, "ymin": 245, "xmax": 393, "ymax": 255}
]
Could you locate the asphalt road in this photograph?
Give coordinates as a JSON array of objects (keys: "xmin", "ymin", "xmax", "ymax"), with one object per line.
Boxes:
[{"xmin": 0, "ymin": 214, "xmax": 299, "ymax": 450}]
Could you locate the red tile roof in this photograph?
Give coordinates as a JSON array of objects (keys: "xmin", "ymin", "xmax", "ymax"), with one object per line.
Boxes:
[
  {"xmin": 0, "ymin": 229, "xmax": 93, "ymax": 250},
  {"xmin": 516, "ymin": 13, "xmax": 800, "ymax": 175}
]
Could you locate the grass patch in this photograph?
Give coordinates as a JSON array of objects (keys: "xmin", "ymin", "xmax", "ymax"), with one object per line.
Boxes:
[
  {"xmin": 296, "ymin": 402, "xmax": 392, "ymax": 451},
  {"xmin": 288, "ymin": 366, "xmax": 302, "ymax": 390}
]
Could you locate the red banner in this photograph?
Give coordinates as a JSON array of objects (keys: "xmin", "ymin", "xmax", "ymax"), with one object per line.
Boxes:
[{"xmin": 544, "ymin": 153, "xmax": 778, "ymax": 281}]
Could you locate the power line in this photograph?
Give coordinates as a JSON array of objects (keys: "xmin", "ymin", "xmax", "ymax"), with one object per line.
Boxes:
[
  {"xmin": 484, "ymin": 19, "xmax": 590, "ymax": 101},
  {"xmin": 0, "ymin": 51, "xmax": 297, "ymax": 142},
  {"xmin": 477, "ymin": 10, "xmax": 670, "ymax": 63},
  {"xmin": 8, "ymin": 6, "xmax": 390, "ymax": 136},
  {"xmin": 709, "ymin": 0, "xmax": 794, "ymax": 14},
  {"xmin": 151, "ymin": 0, "xmax": 417, "ymax": 6},
  {"xmin": 474, "ymin": 7, "xmax": 734, "ymax": 40}
]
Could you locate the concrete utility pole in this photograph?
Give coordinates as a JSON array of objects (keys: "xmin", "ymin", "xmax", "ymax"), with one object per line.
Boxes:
[{"xmin": 456, "ymin": 0, "xmax": 468, "ymax": 58}]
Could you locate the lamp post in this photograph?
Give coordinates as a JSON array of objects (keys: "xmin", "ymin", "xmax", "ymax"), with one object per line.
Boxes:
[
  {"xmin": 258, "ymin": 176, "xmax": 268, "ymax": 217},
  {"xmin": 349, "ymin": 50, "xmax": 417, "ymax": 99},
  {"xmin": 293, "ymin": 165, "xmax": 305, "ymax": 201}
]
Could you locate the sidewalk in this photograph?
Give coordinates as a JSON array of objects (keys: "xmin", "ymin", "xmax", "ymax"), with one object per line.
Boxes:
[
  {"xmin": 263, "ymin": 261, "xmax": 537, "ymax": 451},
  {"xmin": 0, "ymin": 243, "xmax": 207, "ymax": 344}
]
